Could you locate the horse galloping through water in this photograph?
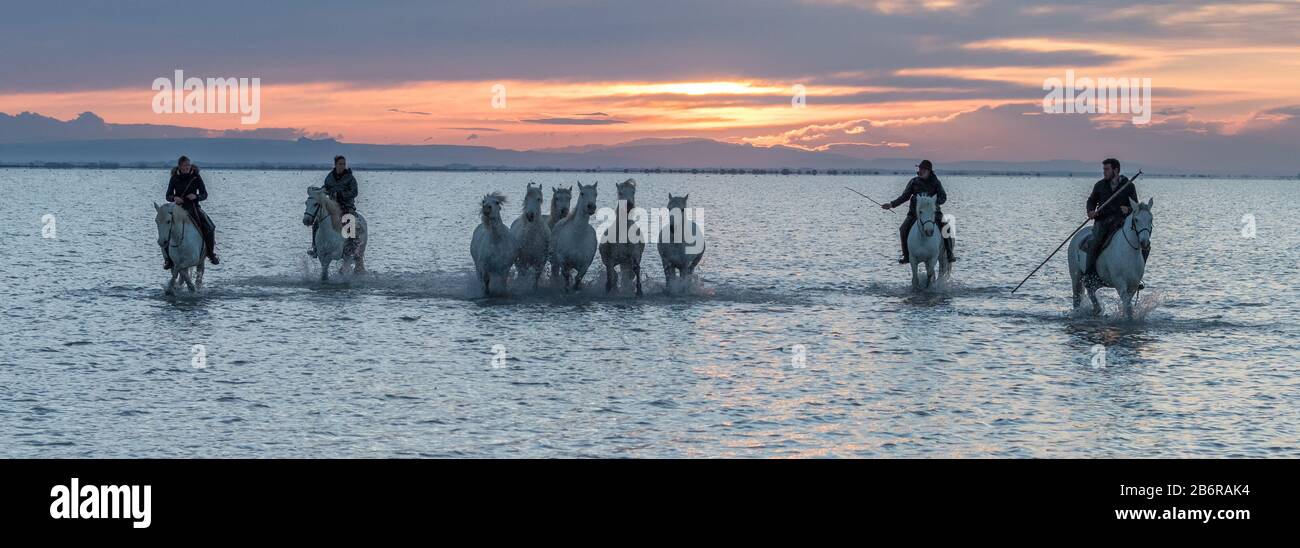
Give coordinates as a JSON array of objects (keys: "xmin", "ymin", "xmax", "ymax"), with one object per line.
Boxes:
[
  {"xmin": 510, "ymin": 183, "xmax": 550, "ymax": 290},
  {"xmin": 907, "ymin": 193, "xmax": 949, "ymax": 291},
  {"xmin": 598, "ymin": 178, "xmax": 645, "ymax": 296},
  {"xmin": 471, "ymin": 192, "xmax": 517, "ymax": 296},
  {"xmin": 550, "ymin": 182, "xmax": 598, "ymax": 292},
  {"xmin": 657, "ymin": 193, "xmax": 705, "ymax": 294},
  {"xmin": 303, "ymin": 186, "xmax": 368, "ymax": 282},
  {"xmin": 545, "ymin": 185, "xmax": 574, "ymax": 281},
  {"xmin": 154, "ymin": 202, "xmax": 205, "ymax": 295},
  {"xmin": 1068, "ymin": 197, "xmax": 1154, "ymax": 320}
]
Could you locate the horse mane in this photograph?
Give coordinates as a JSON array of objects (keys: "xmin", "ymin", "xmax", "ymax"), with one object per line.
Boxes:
[
  {"xmin": 170, "ymin": 203, "xmax": 194, "ymax": 226},
  {"xmin": 312, "ymin": 187, "xmax": 343, "ymax": 231},
  {"xmin": 521, "ymin": 187, "xmax": 541, "ymax": 213}
]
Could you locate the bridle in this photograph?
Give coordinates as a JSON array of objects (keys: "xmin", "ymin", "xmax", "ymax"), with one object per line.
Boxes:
[
  {"xmin": 162, "ymin": 207, "xmax": 186, "ymax": 248},
  {"xmin": 918, "ymin": 216, "xmax": 938, "ymax": 235},
  {"xmin": 1122, "ymin": 211, "xmax": 1152, "ymax": 250}
]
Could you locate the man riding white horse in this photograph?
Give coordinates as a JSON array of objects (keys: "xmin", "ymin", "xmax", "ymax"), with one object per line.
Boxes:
[
  {"xmin": 309, "ymin": 155, "xmax": 360, "ymax": 258},
  {"xmin": 1084, "ymin": 158, "xmax": 1147, "ymax": 287},
  {"xmin": 881, "ymin": 159, "xmax": 955, "ymax": 265}
]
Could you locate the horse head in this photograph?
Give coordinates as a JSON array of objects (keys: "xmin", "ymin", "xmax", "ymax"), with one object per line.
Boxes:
[
  {"xmin": 914, "ymin": 193, "xmax": 938, "ymax": 237},
  {"xmin": 615, "ymin": 178, "xmax": 637, "ymax": 210},
  {"xmin": 576, "ymin": 182, "xmax": 598, "ymax": 216},
  {"xmin": 551, "ymin": 186, "xmax": 573, "ymax": 220},
  {"xmin": 1130, "ymin": 196, "xmax": 1154, "ymax": 249},
  {"xmin": 481, "ymin": 192, "xmax": 508, "ymax": 223},
  {"xmin": 154, "ymin": 202, "xmax": 171, "ymax": 246},
  {"xmin": 522, "ymin": 182, "xmax": 544, "ymax": 222},
  {"xmin": 303, "ymin": 187, "xmax": 323, "ymax": 226}
]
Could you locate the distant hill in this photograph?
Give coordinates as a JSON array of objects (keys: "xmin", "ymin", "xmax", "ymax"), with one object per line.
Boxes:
[
  {"xmin": 0, "ymin": 111, "xmax": 1213, "ymax": 175},
  {"xmin": 0, "ymin": 135, "xmax": 1203, "ymax": 175}
]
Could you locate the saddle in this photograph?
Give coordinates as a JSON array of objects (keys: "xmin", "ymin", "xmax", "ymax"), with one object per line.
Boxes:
[
  {"xmin": 340, "ymin": 211, "xmax": 363, "ymax": 257},
  {"xmin": 1079, "ymin": 229, "xmax": 1119, "ymax": 253}
]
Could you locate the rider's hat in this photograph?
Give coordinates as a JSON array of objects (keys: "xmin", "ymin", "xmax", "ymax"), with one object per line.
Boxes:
[{"xmin": 916, "ymin": 159, "xmax": 933, "ymax": 170}]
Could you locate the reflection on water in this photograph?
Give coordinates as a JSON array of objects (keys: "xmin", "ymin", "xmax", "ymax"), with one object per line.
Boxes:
[{"xmin": 1, "ymin": 168, "xmax": 1297, "ymax": 457}]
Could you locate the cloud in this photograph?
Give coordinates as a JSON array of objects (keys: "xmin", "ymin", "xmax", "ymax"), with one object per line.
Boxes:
[
  {"xmin": 388, "ymin": 108, "xmax": 431, "ymax": 116},
  {"xmin": 742, "ymin": 102, "xmax": 1300, "ymax": 175},
  {"xmin": 520, "ymin": 117, "xmax": 628, "ymax": 125}
]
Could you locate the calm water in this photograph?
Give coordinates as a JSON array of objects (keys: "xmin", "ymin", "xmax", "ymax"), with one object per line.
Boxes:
[{"xmin": 2, "ymin": 168, "xmax": 1297, "ymax": 457}]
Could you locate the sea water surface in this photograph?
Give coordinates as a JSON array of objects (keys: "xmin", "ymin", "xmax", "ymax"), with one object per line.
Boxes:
[{"xmin": 1, "ymin": 168, "xmax": 1297, "ymax": 457}]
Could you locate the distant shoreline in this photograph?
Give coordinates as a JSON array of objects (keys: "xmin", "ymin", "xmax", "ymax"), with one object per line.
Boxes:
[{"xmin": 2, "ymin": 162, "xmax": 1294, "ymax": 180}]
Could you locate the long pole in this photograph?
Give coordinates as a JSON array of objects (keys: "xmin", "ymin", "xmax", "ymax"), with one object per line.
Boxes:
[
  {"xmin": 844, "ymin": 187, "xmax": 896, "ymax": 213},
  {"xmin": 1010, "ymin": 171, "xmax": 1142, "ymax": 294}
]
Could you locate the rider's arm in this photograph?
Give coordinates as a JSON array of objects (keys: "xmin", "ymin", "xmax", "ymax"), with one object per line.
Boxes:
[
  {"xmin": 889, "ymin": 180, "xmax": 914, "ymax": 208},
  {"xmin": 192, "ymin": 174, "xmax": 208, "ymax": 202},
  {"xmin": 934, "ymin": 180, "xmax": 948, "ymax": 206},
  {"xmin": 341, "ymin": 175, "xmax": 358, "ymax": 201},
  {"xmin": 165, "ymin": 175, "xmax": 177, "ymax": 201}
]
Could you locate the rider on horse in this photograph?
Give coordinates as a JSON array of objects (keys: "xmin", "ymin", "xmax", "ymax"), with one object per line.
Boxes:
[
  {"xmin": 309, "ymin": 155, "xmax": 360, "ymax": 258},
  {"xmin": 882, "ymin": 159, "xmax": 956, "ymax": 264},
  {"xmin": 1084, "ymin": 158, "xmax": 1145, "ymax": 285},
  {"xmin": 163, "ymin": 155, "xmax": 219, "ymax": 269}
]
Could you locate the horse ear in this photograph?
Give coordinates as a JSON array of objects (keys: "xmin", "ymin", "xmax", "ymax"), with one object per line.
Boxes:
[
  {"xmin": 1146, "ymin": 196, "xmax": 1154, "ymax": 209},
  {"xmin": 1129, "ymin": 197, "xmax": 1139, "ymax": 211},
  {"xmin": 153, "ymin": 202, "xmax": 160, "ymax": 211},
  {"xmin": 684, "ymin": 194, "xmax": 689, "ymax": 202}
]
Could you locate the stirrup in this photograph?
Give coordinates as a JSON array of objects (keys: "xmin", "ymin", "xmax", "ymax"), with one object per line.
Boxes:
[{"xmin": 307, "ymin": 248, "xmax": 318, "ymax": 258}]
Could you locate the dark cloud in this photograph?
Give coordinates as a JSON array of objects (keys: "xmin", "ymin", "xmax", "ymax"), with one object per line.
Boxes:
[
  {"xmin": 443, "ymin": 127, "xmax": 501, "ymax": 132},
  {"xmin": 3, "ymin": 0, "xmax": 1287, "ymax": 92}
]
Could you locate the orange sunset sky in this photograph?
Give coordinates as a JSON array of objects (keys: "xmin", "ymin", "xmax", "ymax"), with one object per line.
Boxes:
[{"xmin": 1, "ymin": 1, "xmax": 1298, "ymax": 171}]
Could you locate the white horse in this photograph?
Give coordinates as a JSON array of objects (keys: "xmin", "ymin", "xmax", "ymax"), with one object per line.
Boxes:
[
  {"xmin": 907, "ymin": 193, "xmax": 949, "ymax": 291},
  {"xmin": 599, "ymin": 178, "xmax": 645, "ymax": 296},
  {"xmin": 303, "ymin": 186, "xmax": 368, "ymax": 281},
  {"xmin": 510, "ymin": 183, "xmax": 550, "ymax": 290},
  {"xmin": 471, "ymin": 192, "xmax": 517, "ymax": 296},
  {"xmin": 550, "ymin": 182, "xmax": 598, "ymax": 291},
  {"xmin": 1068, "ymin": 197, "xmax": 1154, "ymax": 320},
  {"xmin": 657, "ymin": 193, "xmax": 705, "ymax": 293},
  {"xmin": 545, "ymin": 185, "xmax": 573, "ymax": 281},
  {"xmin": 154, "ymin": 202, "xmax": 205, "ymax": 294}
]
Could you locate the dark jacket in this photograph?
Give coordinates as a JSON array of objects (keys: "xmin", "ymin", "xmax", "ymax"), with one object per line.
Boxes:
[
  {"xmin": 165, "ymin": 166, "xmax": 208, "ymax": 205},
  {"xmin": 1087, "ymin": 175, "xmax": 1137, "ymax": 223},
  {"xmin": 889, "ymin": 174, "xmax": 947, "ymax": 217},
  {"xmin": 323, "ymin": 168, "xmax": 358, "ymax": 211}
]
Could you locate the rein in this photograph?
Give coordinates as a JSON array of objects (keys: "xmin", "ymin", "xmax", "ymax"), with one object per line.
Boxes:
[{"xmin": 1121, "ymin": 213, "xmax": 1151, "ymax": 250}]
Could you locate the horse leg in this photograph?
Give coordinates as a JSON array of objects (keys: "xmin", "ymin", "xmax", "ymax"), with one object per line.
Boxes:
[
  {"xmin": 196, "ymin": 262, "xmax": 205, "ymax": 291},
  {"xmin": 353, "ymin": 254, "xmax": 366, "ymax": 275},
  {"xmin": 910, "ymin": 260, "xmax": 920, "ymax": 291},
  {"xmin": 320, "ymin": 258, "xmax": 331, "ymax": 282},
  {"xmin": 604, "ymin": 259, "xmax": 615, "ymax": 293},
  {"xmin": 574, "ymin": 264, "xmax": 588, "ymax": 291},
  {"xmin": 182, "ymin": 269, "xmax": 195, "ymax": 292},
  {"xmin": 925, "ymin": 258, "xmax": 935, "ymax": 290},
  {"xmin": 633, "ymin": 260, "xmax": 643, "ymax": 297},
  {"xmin": 1071, "ymin": 273, "xmax": 1082, "ymax": 310},
  {"xmin": 167, "ymin": 271, "xmax": 178, "ymax": 295},
  {"xmin": 1118, "ymin": 284, "xmax": 1134, "ymax": 321},
  {"xmin": 1087, "ymin": 286, "xmax": 1101, "ymax": 316}
]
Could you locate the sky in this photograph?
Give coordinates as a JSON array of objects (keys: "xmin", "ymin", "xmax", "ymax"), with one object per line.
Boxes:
[{"xmin": 1, "ymin": 0, "xmax": 1298, "ymax": 171}]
